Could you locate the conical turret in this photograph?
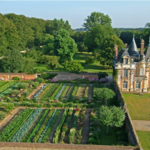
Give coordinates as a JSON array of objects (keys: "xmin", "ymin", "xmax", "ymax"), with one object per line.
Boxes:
[{"xmin": 128, "ymin": 34, "xmax": 139, "ymax": 56}]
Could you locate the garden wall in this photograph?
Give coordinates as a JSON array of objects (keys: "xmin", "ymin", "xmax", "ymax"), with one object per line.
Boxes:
[
  {"xmin": 113, "ymin": 81, "xmax": 142, "ymax": 150},
  {"xmin": 0, "ymin": 73, "xmax": 37, "ymax": 80},
  {"xmin": 0, "ymin": 142, "xmax": 139, "ymax": 150}
]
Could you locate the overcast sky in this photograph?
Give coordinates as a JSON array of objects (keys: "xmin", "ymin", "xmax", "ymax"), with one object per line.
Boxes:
[{"xmin": 0, "ymin": 1, "xmax": 149, "ymax": 29}]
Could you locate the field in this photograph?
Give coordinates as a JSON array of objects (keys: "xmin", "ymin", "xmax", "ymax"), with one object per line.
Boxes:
[
  {"xmin": 0, "ymin": 107, "xmax": 86, "ymax": 144},
  {"xmin": 34, "ymin": 52, "xmax": 113, "ymax": 74},
  {"xmin": 122, "ymin": 93, "xmax": 150, "ymax": 120}
]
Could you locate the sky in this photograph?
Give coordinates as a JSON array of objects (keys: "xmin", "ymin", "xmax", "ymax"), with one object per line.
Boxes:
[{"xmin": 0, "ymin": 1, "xmax": 150, "ymax": 29}]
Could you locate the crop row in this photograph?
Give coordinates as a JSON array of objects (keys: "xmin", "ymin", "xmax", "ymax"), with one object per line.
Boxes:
[
  {"xmin": 51, "ymin": 84, "xmax": 63, "ymax": 100},
  {"xmin": 55, "ymin": 84, "xmax": 66, "ymax": 99},
  {"xmin": 0, "ymin": 81, "xmax": 15, "ymax": 93},
  {"xmin": 59, "ymin": 108, "xmax": 74, "ymax": 143},
  {"xmin": 0, "ymin": 82, "xmax": 21, "ymax": 97},
  {"xmin": 53, "ymin": 108, "xmax": 68, "ymax": 143},
  {"xmin": 0, "ymin": 81, "xmax": 7, "ymax": 88},
  {"xmin": 10, "ymin": 108, "xmax": 42, "ymax": 142},
  {"xmin": 0, "ymin": 108, "xmax": 33, "ymax": 142},
  {"xmin": 32, "ymin": 109, "xmax": 55, "ymax": 142}
]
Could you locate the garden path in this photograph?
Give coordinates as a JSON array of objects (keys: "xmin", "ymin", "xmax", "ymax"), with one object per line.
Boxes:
[
  {"xmin": 49, "ymin": 109, "xmax": 64, "ymax": 143},
  {"xmin": 0, "ymin": 108, "xmax": 21, "ymax": 130},
  {"xmin": 88, "ymin": 84, "xmax": 93, "ymax": 101},
  {"xmin": 81, "ymin": 108, "xmax": 91, "ymax": 144},
  {"xmin": 132, "ymin": 120, "xmax": 150, "ymax": 131}
]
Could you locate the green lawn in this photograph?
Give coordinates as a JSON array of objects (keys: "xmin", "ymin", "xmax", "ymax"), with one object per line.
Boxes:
[
  {"xmin": 137, "ymin": 131, "xmax": 150, "ymax": 150},
  {"xmin": 123, "ymin": 93, "xmax": 150, "ymax": 120},
  {"xmin": 34, "ymin": 52, "xmax": 113, "ymax": 74}
]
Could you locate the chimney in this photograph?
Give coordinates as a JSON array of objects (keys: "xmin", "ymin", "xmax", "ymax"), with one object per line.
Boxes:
[
  {"xmin": 140, "ymin": 39, "xmax": 144, "ymax": 55},
  {"xmin": 125, "ymin": 43, "xmax": 128, "ymax": 49},
  {"xmin": 114, "ymin": 44, "xmax": 118, "ymax": 61}
]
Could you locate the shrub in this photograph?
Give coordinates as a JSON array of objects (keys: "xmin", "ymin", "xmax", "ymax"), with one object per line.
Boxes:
[
  {"xmin": 63, "ymin": 60, "xmax": 84, "ymax": 72},
  {"xmin": 98, "ymin": 72, "xmax": 108, "ymax": 79},
  {"xmin": 4, "ymin": 103, "xmax": 14, "ymax": 112},
  {"xmin": 13, "ymin": 77, "xmax": 19, "ymax": 80},
  {"xmin": 22, "ymin": 91, "xmax": 29, "ymax": 97},
  {"xmin": 11, "ymin": 90, "xmax": 20, "ymax": 96},
  {"xmin": 35, "ymin": 78, "xmax": 44, "ymax": 84},
  {"xmin": 32, "ymin": 82, "xmax": 39, "ymax": 88},
  {"xmin": 0, "ymin": 112, "xmax": 6, "ymax": 120},
  {"xmin": 41, "ymin": 73, "xmax": 57, "ymax": 79},
  {"xmin": 85, "ymin": 57, "xmax": 94, "ymax": 65},
  {"xmin": 0, "ymin": 102, "xmax": 3, "ymax": 108},
  {"xmin": 19, "ymin": 83, "xmax": 29, "ymax": 89}
]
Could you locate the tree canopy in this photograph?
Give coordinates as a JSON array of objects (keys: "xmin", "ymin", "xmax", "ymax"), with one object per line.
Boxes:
[
  {"xmin": 54, "ymin": 29, "xmax": 78, "ymax": 62},
  {"xmin": 83, "ymin": 12, "xmax": 112, "ymax": 30}
]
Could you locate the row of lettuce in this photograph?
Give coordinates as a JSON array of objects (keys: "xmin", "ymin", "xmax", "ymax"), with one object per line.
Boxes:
[{"xmin": 0, "ymin": 108, "xmax": 85, "ymax": 144}]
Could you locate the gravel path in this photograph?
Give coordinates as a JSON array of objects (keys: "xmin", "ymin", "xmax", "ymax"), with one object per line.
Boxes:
[
  {"xmin": 80, "ymin": 108, "xmax": 91, "ymax": 144},
  {"xmin": 133, "ymin": 120, "xmax": 150, "ymax": 131},
  {"xmin": 49, "ymin": 109, "xmax": 64, "ymax": 143}
]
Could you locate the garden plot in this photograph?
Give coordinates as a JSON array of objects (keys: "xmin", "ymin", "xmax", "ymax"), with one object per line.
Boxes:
[{"xmin": 0, "ymin": 108, "xmax": 86, "ymax": 144}]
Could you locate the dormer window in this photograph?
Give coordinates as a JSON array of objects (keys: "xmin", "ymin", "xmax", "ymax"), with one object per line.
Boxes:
[
  {"xmin": 140, "ymin": 68, "xmax": 144, "ymax": 75},
  {"xmin": 125, "ymin": 58, "xmax": 128, "ymax": 64}
]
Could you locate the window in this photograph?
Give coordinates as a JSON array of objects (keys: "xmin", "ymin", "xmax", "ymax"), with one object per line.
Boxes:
[
  {"xmin": 140, "ymin": 68, "xmax": 144, "ymax": 75},
  {"xmin": 124, "ymin": 69, "xmax": 128, "ymax": 77},
  {"xmin": 135, "ymin": 68, "xmax": 138, "ymax": 75},
  {"xmin": 136, "ymin": 82, "xmax": 140, "ymax": 89},
  {"xmin": 123, "ymin": 81, "xmax": 128, "ymax": 88},
  {"xmin": 125, "ymin": 58, "xmax": 128, "ymax": 64}
]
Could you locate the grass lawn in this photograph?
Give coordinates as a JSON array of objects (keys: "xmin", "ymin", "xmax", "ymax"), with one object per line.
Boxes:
[
  {"xmin": 100, "ymin": 125, "xmax": 117, "ymax": 145},
  {"xmin": 137, "ymin": 131, "xmax": 150, "ymax": 150},
  {"xmin": 123, "ymin": 93, "xmax": 150, "ymax": 120},
  {"xmin": 34, "ymin": 52, "xmax": 113, "ymax": 74}
]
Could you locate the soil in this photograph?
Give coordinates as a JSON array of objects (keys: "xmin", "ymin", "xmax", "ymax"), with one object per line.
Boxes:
[
  {"xmin": 80, "ymin": 108, "xmax": 91, "ymax": 144},
  {"xmin": 0, "ymin": 108, "xmax": 22, "ymax": 131},
  {"xmin": 49, "ymin": 109, "xmax": 64, "ymax": 143}
]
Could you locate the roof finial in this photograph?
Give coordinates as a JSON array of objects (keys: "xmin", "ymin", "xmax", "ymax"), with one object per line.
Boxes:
[
  {"xmin": 149, "ymin": 36, "xmax": 150, "ymax": 44},
  {"xmin": 133, "ymin": 34, "xmax": 135, "ymax": 40}
]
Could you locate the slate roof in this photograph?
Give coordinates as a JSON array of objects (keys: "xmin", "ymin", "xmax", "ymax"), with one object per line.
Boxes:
[
  {"xmin": 144, "ymin": 39, "xmax": 150, "ymax": 62},
  {"xmin": 117, "ymin": 49, "xmax": 130, "ymax": 63},
  {"xmin": 128, "ymin": 35, "xmax": 139, "ymax": 56}
]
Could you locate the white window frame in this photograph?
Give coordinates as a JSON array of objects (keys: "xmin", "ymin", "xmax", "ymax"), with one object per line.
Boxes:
[{"xmin": 123, "ymin": 81, "xmax": 128, "ymax": 89}]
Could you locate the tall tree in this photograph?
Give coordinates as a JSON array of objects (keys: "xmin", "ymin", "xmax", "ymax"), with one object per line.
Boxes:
[
  {"xmin": 100, "ymin": 35, "xmax": 125, "ymax": 66},
  {"xmin": 83, "ymin": 12, "xmax": 112, "ymax": 30},
  {"xmin": 1, "ymin": 49, "xmax": 24, "ymax": 73},
  {"xmin": 84, "ymin": 24, "xmax": 114, "ymax": 52},
  {"xmin": 54, "ymin": 29, "xmax": 78, "ymax": 62}
]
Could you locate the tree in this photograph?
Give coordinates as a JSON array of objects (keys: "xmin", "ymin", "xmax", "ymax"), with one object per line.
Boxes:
[
  {"xmin": 83, "ymin": 12, "xmax": 112, "ymax": 30},
  {"xmin": 84, "ymin": 24, "xmax": 114, "ymax": 52},
  {"xmin": 54, "ymin": 29, "xmax": 78, "ymax": 62},
  {"xmin": 22, "ymin": 58, "xmax": 35, "ymax": 74},
  {"xmin": 46, "ymin": 56, "xmax": 59, "ymax": 70},
  {"xmin": 1, "ymin": 49, "xmax": 24, "ymax": 73},
  {"xmin": 26, "ymin": 49, "xmax": 38, "ymax": 61},
  {"xmin": 114, "ymin": 28, "xmax": 121, "ymax": 37},
  {"xmin": 19, "ymin": 83, "xmax": 29, "ymax": 89},
  {"xmin": 93, "ymin": 88, "xmax": 115, "ymax": 104},
  {"xmin": 97, "ymin": 106, "xmax": 125, "ymax": 134},
  {"xmin": 99, "ymin": 35, "xmax": 125, "ymax": 66},
  {"xmin": 63, "ymin": 60, "xmax": 84, "ymax": 72}
]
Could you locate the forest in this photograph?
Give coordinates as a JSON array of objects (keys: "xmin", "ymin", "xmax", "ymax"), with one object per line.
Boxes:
[{"xmin": 0, "ymin": 12, "xmax": 150, "ymax": 74}]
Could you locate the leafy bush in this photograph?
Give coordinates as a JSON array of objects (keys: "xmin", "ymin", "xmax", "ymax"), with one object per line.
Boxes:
[
  {"xmin": 19, "ymin": 83, "xmax": 29, "ymax": 89},
  {"xmin": 0, "ymin": 102, "xmax": 3, "ymax": 108},
  {"xmin": 85, "ymin": 57, "xmax": 94, "ymax": 65},
  {"xmin": 35, "ymin": 78, "xmax": 44, "ymax": 84},
  {"xmin": 22, "ymin": 91, "xmax": 29, "ymax": 97},
  {"xmin": 13, "ymin": 77, "xmax": 19, "ymax": 80},
  {"xmin": 41, "ymin": 73, "xmax": 57, "ymax": 79},
  {"xmin": 0, "ymin": 112, "xmax": 6, "ymax": 120},
  {"xmin": 98, "ymin": 72, "xmax": 108, "ymax": 79},
  {"xmin": 4, "ymin": 103, "xmax": 14, "ymax": 112},
  {"xmin": 11, "ymin": 90, "xmax": 20, "ymax": 96},
  {"xmin": 63, "ymin": 60, "xmax": 84, "ymax": 72},
  {"xmin": 32, "ymin": 82, "xmax": 39, "ymax": 88}
]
